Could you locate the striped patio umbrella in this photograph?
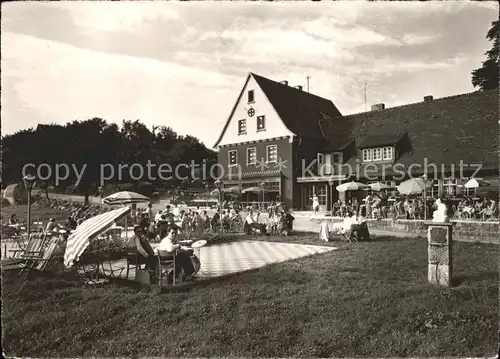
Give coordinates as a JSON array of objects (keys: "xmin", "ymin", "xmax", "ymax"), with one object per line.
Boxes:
[
  {"xmin": 64, "ymin": 206, "xmax": 130, "ymax": 268},
  {"xmin": 103, "ymin": 191, "xmax": 150, "ymax": 205},
  {"xmin": 464, "ymin": 178, "xmax": 490, "ymax": 188}
]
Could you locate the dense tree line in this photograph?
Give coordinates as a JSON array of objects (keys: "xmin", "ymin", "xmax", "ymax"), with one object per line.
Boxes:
[
  {"xmin": 471, "ymin": 19, "xmax": 499, "ymax": 90},
  {"xmin": 2, "ymin": 118, "xmax": 217, "ymax": 202}
]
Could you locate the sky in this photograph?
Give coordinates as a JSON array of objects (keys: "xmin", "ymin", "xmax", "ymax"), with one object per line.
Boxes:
[{"xmin": 2, "ymin": 1, "xmax": 498, "ymax": 147}]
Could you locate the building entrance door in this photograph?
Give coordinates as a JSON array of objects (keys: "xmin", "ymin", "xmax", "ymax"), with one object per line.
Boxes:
[{"xmin": 301, "ymin": 183, "xmax": 328, "ymax": 211}]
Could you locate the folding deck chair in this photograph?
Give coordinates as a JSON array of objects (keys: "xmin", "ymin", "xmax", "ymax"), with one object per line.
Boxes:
[
  {"xmin": 3, "ymin": 233, "xmax": 48, "ymax": 267},
  {"xmin": 2, "ymin": 236, "xmax": 60, "ymax": 272}
]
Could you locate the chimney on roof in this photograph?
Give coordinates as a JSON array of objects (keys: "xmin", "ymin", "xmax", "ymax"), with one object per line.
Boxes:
[
  {"xmin": 371, "ymin": 103, "xmax": 385, "ymax": 111},
  {"xmin": 424, "ymin": 95, "xmax": 433, "ymax": 103},
  {"xmin": 295, "ymin": 85, "xmax": 303, "ymax": 91},
  {"xmin": 280, "ymin": 80, "xmax": 288, "ymax": 86}
]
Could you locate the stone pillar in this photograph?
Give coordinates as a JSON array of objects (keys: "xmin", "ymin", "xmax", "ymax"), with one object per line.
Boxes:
[{"xmin": 425, "ymin": 221, "xmax": 454, "ymax": 286}]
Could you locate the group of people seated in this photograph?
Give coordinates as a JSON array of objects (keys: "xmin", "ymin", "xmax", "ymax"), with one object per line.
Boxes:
[
  {"xmin": 129, "ymin": 225, "xmax": 198, "ymax": 283},
  {"xmin": 133, "ymin": 203, "xmax": 247, "ymax": 240},
  {"xmin": 243, "ymin": 204, "xmax": 295, "ymax": 236},
  {"xmin": 6, "ymin": 211, "xmax": 88, "ymax": 240},
  {"xmin": 455, "ymin": 196, "xmax": 498, "ymax": 220}
]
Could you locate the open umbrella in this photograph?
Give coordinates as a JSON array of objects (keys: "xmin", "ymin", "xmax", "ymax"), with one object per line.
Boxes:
[
  {"xmin": 64, "ymin": 206, "xmax": 130, "ymax": 268},
  {"xmin": 242, "ymin": 186, "xmax": 265, "ymax": 193},
  {"xmin": 336, "ymin": 181, "xmax": 368, "ymax": 192},
  {"xmin": 367, "ymin": 182, "xmax": 394, "ymax": 191},
  {"xmin": 210, "ymin": 188, "xmax": 220, "ymax": 197},
  {"xmin": 397, "ymin": 178, "xmax": 432, "ymax": 195},
  {"xmin": 464, "ymin": 178, "xmax": 490, "ymax": 188},
  {"xmin": 225, "ymin": 186, "xmax": 241, "ymax": 194},
  {"xmin": 103, "ymin": 191, "xmax": 150, "ymax": 205}
]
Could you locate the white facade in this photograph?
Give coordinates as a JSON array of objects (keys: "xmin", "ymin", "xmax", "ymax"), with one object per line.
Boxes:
[{"xmin": 217, "ymin": 74, "xmax": 294, "ymax": 147}]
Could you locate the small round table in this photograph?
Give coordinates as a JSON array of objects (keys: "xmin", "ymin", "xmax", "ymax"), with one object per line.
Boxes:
[{"xmin": 191, "ymin": 240, "xmax": 207, "ymax": 275}]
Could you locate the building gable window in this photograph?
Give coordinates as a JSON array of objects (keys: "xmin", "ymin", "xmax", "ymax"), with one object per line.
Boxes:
[
  {"xmin": 266, "ymin": 145, "xmax": 278, "ymax": 163},
  {"xmin": 238, "ymin": 119, "xmax": 247, "ymax": 135},
  {"xmin": 248, "ymin": 90, "xmax": 254, "ymax": 103},
  {"xmin": 373, "ymin": 148, "xmax": 382, "ymax": 161},
  {"xmin": 257, "ymin": 115, "xmax": 266, "ymax": 131},
  {"xmin": 247, "ymin": 147, "xmax": 257, "ymax": 165},
  {"xmin": 228, "ymin": 150, "xmax": 238, "ymax": 167}
]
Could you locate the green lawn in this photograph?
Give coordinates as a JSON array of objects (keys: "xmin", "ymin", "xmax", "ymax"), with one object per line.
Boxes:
[
  {"xmin": 2, "ymin": 203, "xmax": 72, "ymax": 224},
  {"xmin": 2, "ymin": 234, "xmax": 498, "ymax": 357}
]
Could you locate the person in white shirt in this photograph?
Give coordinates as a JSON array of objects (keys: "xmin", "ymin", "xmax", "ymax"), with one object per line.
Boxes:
[
  {"xmin": 244, "ymin": 210, "xmax": 267, "ymax": 235},
  {"xmin": 156, "ymin": 228, "xmax": 195, "ymax": 277}
]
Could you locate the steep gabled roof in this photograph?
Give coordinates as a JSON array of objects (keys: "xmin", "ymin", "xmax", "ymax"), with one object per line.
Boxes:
[
  {"xmin": 319, "ymin": 89, "xmax": 499, "ymax": 175},
  {"xmin": 251, "ymin": 73, "xmax": 342, "ymax": 140},
  {"xmin": 213, "ymin": 72, "xmax": 343, "ymax": 148},
  {"xmin": 213, "ymin": 74, "xmax": 252, "ymax": 148}
]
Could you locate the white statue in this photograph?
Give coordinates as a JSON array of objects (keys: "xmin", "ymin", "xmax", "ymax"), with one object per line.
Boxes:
[{"xmin": 432, "ymin": 198, "xmax": 449, "ymax": 222}]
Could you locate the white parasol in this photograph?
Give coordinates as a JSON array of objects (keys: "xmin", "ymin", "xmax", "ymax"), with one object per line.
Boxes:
[
  {"xmin": 397, "ymin": 178, "xmax": 432, "ymax": 195},
  {"xmin": 464, "ymin": 178, "xmax": 490, "ymax": 188},
  {"xmin": 336, "ymin": 181, "xmax": 368, "ymax": 192}
]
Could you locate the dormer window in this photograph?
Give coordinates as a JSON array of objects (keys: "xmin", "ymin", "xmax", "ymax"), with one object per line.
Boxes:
[
  {"xmin": 383, "ymin": 147, "xmax": 393, "ymax": 160},
  {"xmin": 362, "ymin": 149, "xmax": 373, "ymax": 162},
  {"xmin": 238, "ymin": 119, "xmax": 246, "ymax": 135},
  {"xmin": 257, "ymin": 115, "xmax": 266, "ymax": 131},
  {"xmin": 248, "ymin": 90, "xmax": 254, "ymax": 103},
  {"xmin": 362, "ymin": 146, "xmax": 393, "ymax": 162}
]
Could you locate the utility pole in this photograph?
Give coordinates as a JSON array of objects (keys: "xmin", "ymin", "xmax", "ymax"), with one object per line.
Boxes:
[
  {"xmin": 306, "ymin": 76, "xmax": 311, "ymax": 93},
  {"xmin": 364, "ymin": 80, "xmax": 367, "ymax": 111}
]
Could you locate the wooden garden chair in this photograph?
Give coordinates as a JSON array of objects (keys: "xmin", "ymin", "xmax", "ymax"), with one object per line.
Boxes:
[
  {"xmin": 157, "ymin": 250, "xmax": 182, "ymax": 288},
  {"xmin": 3, "ymin": 236, "xmax": 60, "ymax": 273}
]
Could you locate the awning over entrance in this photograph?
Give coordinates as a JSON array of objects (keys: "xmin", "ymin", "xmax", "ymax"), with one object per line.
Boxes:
[
  {"xmin": 296, "ymin": 175, "xmax": 346, "ymax": 183},
  {"xmin": 222, "ymin": 170, "xmax": 282, "ymax": 180}
]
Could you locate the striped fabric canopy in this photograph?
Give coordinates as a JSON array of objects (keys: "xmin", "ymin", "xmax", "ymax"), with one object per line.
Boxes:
[{"xmin": 64, "ymin": 207, "xmax": 130, "ymax": 268}]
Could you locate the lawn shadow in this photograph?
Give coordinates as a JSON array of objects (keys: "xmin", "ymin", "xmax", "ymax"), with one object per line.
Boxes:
[
  {"xmin": 451, "ymin": 271, "xmax": 499, "ymax": 287},
  {"xmin": 369, "ymin": 235, "xmax": 417, "ymax": 242}
]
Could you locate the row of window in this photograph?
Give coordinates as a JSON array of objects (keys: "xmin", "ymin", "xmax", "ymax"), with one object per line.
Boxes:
[
  {"xmin": 238, "ymin": 116, "xmax": 265, "ymax": 134},
  {"xmin": 228, "ymin": 145, "xmax": 278, "ymax": 166},
  {"xmin": 362, "ymin": 147, "xmax": 393, "ymax": 162}
]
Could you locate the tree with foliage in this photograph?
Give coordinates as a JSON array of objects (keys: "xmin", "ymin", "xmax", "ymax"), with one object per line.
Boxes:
[
  {"xmin": 2, "ymin": 118, "xmax": 216, "ymax": 203},
  {"xmin": 471, "ymin": 19, "xmax": 499, "ymax": 90}
]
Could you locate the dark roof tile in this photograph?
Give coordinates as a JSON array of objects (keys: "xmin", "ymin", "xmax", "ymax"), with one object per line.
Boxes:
[
  {"xmin": 321, "ymin": 89, "xmax": 499, "ymax": 174},
  {"xmin": 251, "ymin": 73, "xmax": 342, "ymax": 140}
]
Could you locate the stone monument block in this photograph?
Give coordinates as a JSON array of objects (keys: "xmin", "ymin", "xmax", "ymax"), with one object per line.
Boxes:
[{"xmin": 426, "ymin": 222, "xmax": 454, "ymax": 287}]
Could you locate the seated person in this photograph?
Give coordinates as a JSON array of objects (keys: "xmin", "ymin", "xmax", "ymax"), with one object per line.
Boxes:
[
  {"xmin": 131, "ymin": 225, "xmax": 157, "ymax": 273},
  {"xmin": 65, "ymin": 216, "xmax": 77, "ymax": 231},
  {"xmin": 192, "ymin": 211, "xmax": 203, "ymax": 231},
  {"xmin": 156, "ymin": 215, "xmax": 170, "ymax": 238},
  {"xmin": 244, "ymin": 210, "xmax": 267, "ymax": 235},
  {"xmin": 200, "ymin": 210, "xmax": 211, "ymax": 230},
  {"xmin": 45, "ymin": 218, "xmax": 59, "ymax": 233},
  {"xmin": 221, "ymin": 211, "xmax": 230, "ymax": 230},
  {"xmin": 211, "ymin": 211, "xmax": 221, "ymax": 232},
  {"xmin": 138, "ymin": 213, "xmax": 150, "ymax": 231},
  {"xmin": 8, "ymin": 214, "xmax": 20, "ymax": 226},
  {"xmin": 157, "ymin": 228, "xmax": 196, "ymax": 278}
]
